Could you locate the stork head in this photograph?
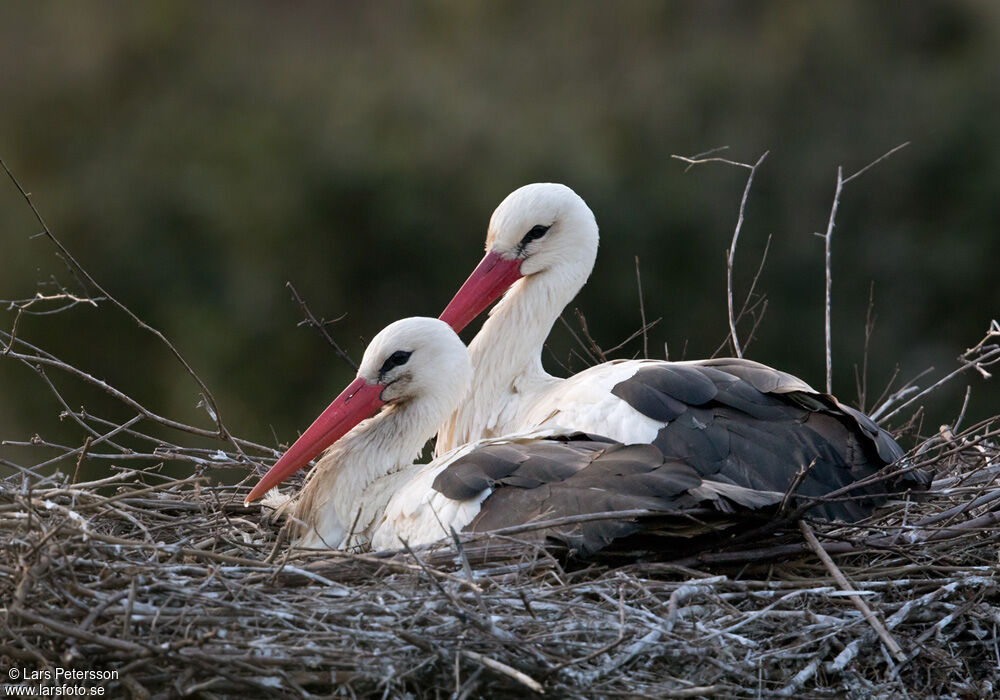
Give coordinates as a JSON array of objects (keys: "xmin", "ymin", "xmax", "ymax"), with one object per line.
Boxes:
[
  {"xmin": 440, "ymin": 183, "xmax": 599, "ymax": 331},
  {"xmin": 245, "ymin": 317, "xmax": 471, "ymax": 504},
  {"xmin": 357, "ymin": 316, "xmax": 473, "ymax": 412}
]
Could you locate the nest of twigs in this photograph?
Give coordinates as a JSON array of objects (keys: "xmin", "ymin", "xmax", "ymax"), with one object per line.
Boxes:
[
  {"xmin": 3, "ymin": 414, "xmax": 999, "ymax": 699},
  {"xmin": 3, "ymin": 156, "xmax": 1000, "ymax": 698}
]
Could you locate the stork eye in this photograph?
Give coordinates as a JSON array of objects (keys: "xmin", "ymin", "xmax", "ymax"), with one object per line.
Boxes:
[
  {"xmin": 379, "ymin": 350, "xmax": 412, "ymax": 376},
  {"xmin": 519, "ymin": 224, "xmax": 551, "ymax": 247}
]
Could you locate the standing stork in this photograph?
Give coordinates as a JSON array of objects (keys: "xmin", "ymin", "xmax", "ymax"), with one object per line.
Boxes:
[
  {"xmin": 245, "ymin": 318, "xmax": 785, "ymax": 553},
  {"xmin": 435, "ymin": 184, "xmax": 927, "ymax": 517}
]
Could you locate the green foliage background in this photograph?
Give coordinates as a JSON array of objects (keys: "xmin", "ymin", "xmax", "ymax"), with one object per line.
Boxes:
[{"xmin": 1, "ymin": 2, "xmax": 997, "ymax": 476}]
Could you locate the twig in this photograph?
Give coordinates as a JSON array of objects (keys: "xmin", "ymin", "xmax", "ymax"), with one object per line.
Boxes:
[
  {"xmin": 815, "ymin": 142, "xmax": 909, "ymax": 394},
  {"xmin": 777, "ymin": 459, "xmax": 816, "ymax": 514},
  {"xmin": 570, "ymin": 309, "xmax": 606, "ymax": 364},
  {"xmin": 2, "ymin": 306, "xmax": 23, "ymax": 356},
  {"xmin": 854, "ymin": 282, "xmax": 877, "ymax": 412},
  {"xmin": 0, "ymin": 335, "xmax": 273, "ymax": 454},
  {"xmin": 799, "ymin": 520, "xmax": 906, "ymax": 663},
  {"xmin": 1, "ymin": 159, "xmax": 238, "ymax": 452},
  {"xmin": 953, "ymin": 385, "xmax": 972, "ymax": 434},
  {"xmin": 286, "ymin": 281, "xmax": 357, "ymax": 371},
  {"xmin": 877, "ymin": 340, "xmax": 1000, "ymax": 423},
  {"xmin": 71, "ymin": 436, "xmax": 92, "ymax": 485},
  {"xmin": 634, "ymin": 256, "xmax": 648, "ymax": 358},
  {"xmin": 556, "ymin": 313, "xmax": 599, "ymax": 365},
  {"xmin": 461, "ymin": 650, "xmax": 543, "ymax": 695},
  {"xmin": 673, "ymin": 149, "xmax": 769, "ymax": 358}
]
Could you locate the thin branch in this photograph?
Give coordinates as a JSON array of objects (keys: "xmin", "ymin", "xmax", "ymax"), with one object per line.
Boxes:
[
  {"xmin": 815, "ymin": 142, "xmax": 909, "ymax": 394},
  {"xmin": 877, "ymin": 336, "xmax": 1000, "ymax": 424},
  {"xmin": 570, "ymin": 309, "xmax": 607, "ymax": 364},
  {"xmin": 1, "ymin": 159, "xmax": 247, "ymax": 460},
  {"xmin": 673, "ymin": 149, "xmax": 769, "ymax": 358},
  {"xmin": 854, "ymin": 282, "xmax": 877, "ymax": 412},
  {"xmin": 799, "ymin": 521, "xmax": 907, "ymax": 663},
  {"xmin": 634, "ymin": 256, "xmax": 648, "ymax": 359},
  {"xmin": 557, "ymin": 313, "xmax": 599, "ymax": 365},
  {"xmin": 286, "ymin": 281, "xmax": 357, "ymax": 371},
  {"xmin": 820, "ymin": 166, "xmax": 843, "ymax": 394},
  {"xmin": 842, "ymin": 142, "xmax": 911, "ymax": 186}
]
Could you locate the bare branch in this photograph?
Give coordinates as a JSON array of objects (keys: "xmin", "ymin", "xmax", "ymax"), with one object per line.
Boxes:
[
  {"xmin": 1, "ymin": 159, "xmax": 244, "ymax": 459},
  {"xmin": 634, "ymin": 256, "xmax": 649, "ymax": 358},
  {"xmin": 815, "ymin": 143, "xmax": 909, "ymax": 394},
  {"xmin": 674, "ymin": 149, "xmax": 769, "ymax": 358},
  {"xmin": 286, "ymin": 281, "xmax": 357, "ymax": 371}
]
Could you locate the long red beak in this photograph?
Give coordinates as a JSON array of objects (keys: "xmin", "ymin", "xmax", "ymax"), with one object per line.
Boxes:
[
  {"xmin": 439, "ymin": 250, "xmax": 524, "ymax": 332},
  {"xmin": 245, "ymin": 377, "xmax": 386, "ymax": 504}
]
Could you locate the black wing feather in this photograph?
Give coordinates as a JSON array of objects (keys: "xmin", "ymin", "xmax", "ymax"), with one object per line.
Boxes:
[
  {"xmin": 610, "ymin": 359, "xmax": 928, "ymax": 521},
  {"xmin": 435, "ymin": 434, "xmax": 781, "ymax": 556},
  {"xmin": 431, "ymin": 359, "xmax": 927, "ymax": 556}
]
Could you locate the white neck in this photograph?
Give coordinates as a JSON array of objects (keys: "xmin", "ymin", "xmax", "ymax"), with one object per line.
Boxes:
[
  {"xmin": 293, "ymin": 398, "xmax": 440, "ymax": 548},
  {"xmin": 469, "ymin": 273, "xmax": 567, "ymax": 391},
  {"xmin": 437, "ymin": 264, "xmax": 589, "ymax": 452}
]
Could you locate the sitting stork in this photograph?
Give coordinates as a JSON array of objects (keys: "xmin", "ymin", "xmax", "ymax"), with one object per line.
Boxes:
[{"xmin": 435, "ymin": 183, "xmax": 927, "ymax": 516}]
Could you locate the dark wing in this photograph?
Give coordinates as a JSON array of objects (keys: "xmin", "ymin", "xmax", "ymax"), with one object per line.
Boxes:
[
  {"xmin": 610, "ymin": 358, "xmax": 929, "ymax": 521},
  {"xmin": 433, "ymin": 435, "xmax": 783, "ymax": 556},
  {"xmin": 432, "ymin": 433, "xmax": 612, "ymax": 500}
]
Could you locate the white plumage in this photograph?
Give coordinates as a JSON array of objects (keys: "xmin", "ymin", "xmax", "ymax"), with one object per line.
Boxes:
[
  {"xmin": 271, "ymin": 318, "xmax": 584, "ymax": 549},
  {"xmin": 433, "ymin": 183, "xmax": 923, "ymax": 521},
  {"xmin": 435, "ymin": 183, "xmax": 818, "ymax": 452},
  {"xmin": 259, "ymin": 318, "xmax": 790, "ymax": 554},
  {"xmin": 246, "ymin": 184, "xmax": 925, "ymax": 552},
  {"xmin": 280, "ymin": 317, "xmax": 477, "ymax": 549}
]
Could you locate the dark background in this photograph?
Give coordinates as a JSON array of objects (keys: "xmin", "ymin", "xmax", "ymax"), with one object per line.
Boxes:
[{"xmin": 2, "ymin": 2, "xmax": 997, "ymax": 479}]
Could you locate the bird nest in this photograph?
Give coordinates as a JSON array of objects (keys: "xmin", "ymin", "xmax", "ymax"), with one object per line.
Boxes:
[
  {"xmin": 3, "ymin": 158, "xmax": 1000, "ymax": 698},
  {"xmin": 3, "ymin": 412, "xmax": 999, "ymax": 699}
]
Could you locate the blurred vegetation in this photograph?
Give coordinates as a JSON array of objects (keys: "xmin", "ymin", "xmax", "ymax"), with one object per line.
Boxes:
[{"xmin": 1, "ymin": 1, "xmax": 998, "ymax": 480}]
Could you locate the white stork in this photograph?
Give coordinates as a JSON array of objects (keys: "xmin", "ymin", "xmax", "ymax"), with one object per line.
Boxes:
[
  {"xmin": 435, "ymin": 183, "xmax": 927, "ymax": 518},
  {"xmin": 245, "ymin": 318, "xmax": 784, "ymax": 553}
]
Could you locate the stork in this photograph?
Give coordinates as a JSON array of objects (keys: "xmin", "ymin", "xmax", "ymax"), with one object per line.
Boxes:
[
  {"xmin": 245, "ymin": 318, "xmax": 785, "ymax": 554},
  {"xmin": 435, "ymin": 183, "xmax": 928, "ymax": 515}
]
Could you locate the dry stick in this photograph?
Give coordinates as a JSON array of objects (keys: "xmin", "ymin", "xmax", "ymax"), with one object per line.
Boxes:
[
  {"xmin": 461, "ymin": 650, "xmax": 544, "ymax": 695},
  {"xmin": 672, "ymin": 150, "xmax": 769, "ymax": 358},
  {"xmin": 634, "ymin": 256, "xmax": 649, "ymax": 359},
  {"xmin": 25, "ymin": 358, "xmax": 133, "ymax": 455},
  {"xmin": 602, "ymin": 318, "xmax": 661, "ymax": 359},
  {"xmin": 3, "ymin": 293, "xmax": 100, "ymax": 356},
  {"xmin": 1, "ymin": 159, "xmax": 247, "ymax": 460},
  {"xmin": 732, "ymin": 234, "xmax": 772, "ymax": 353},
  {"xmin": 952, "ymin": 385, "xmax": 972, "ymax": 433},
  {"xmin": 286, "ymin": 281, "xmax": 357, "ymax": 371},
  {"xmin": 854, "ymin": 282, "xmax": 877, "ymax": 412},
  {"xmin": 798, "ymin": 520, "xmax": 907, "ymax": 663},
  {"xmin": 877, "ymin": 343, "xmax": 1000, "ymax": 424},
  {"xmin": 777, "ymin": 459, "xmax": 816, "ymax": 515},
  {"xmin": 71, "ymin": 436, "xmax": 92, "ymax": 484},
  {"xmin": 1, "ymin": 342, "xmax": 272, "ymax": 453},
  {"xmin": 557, "ymin": 313, "xmax": 600, "ymax": 365},
  {"xmin": 2, "ymin": 306, "xmax": 23, "ymax": 356},
  {"xmin": 710, "ymin": 235, "xmax": 772, "ymax": 359},
  {"xmin": 725, "ymin": 151, "xmax": 769, "ymax": 359},
  {"xmin": 32, "ymin": 414, "xmax": 141, "ymax": 473},
  {"xmin": 819, "ymin": 166, "xmax": 843, "ymax": 395},
  {"xmin": 449, "ymin": 527, "xmax": 490, "ymax": 618},
  {"xmin": 816, "ymin": 142, "xmax": 909, "ymax": 395},
  {"xmin": 570, "ymin": 309, "xmax": 606, "ymax": 364},
  {"xmin": 11, "ymin": 608, "xmax": 149, "ymax": 655}
]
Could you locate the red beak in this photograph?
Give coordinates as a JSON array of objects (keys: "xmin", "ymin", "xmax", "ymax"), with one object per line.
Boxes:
[
  {"xmin": 245, "ymin": 377, "xmax": 386, "ymax": 504},
  {"xmin": 439, "ymin": 251, "xmax": 524, "ymax": 332}
]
